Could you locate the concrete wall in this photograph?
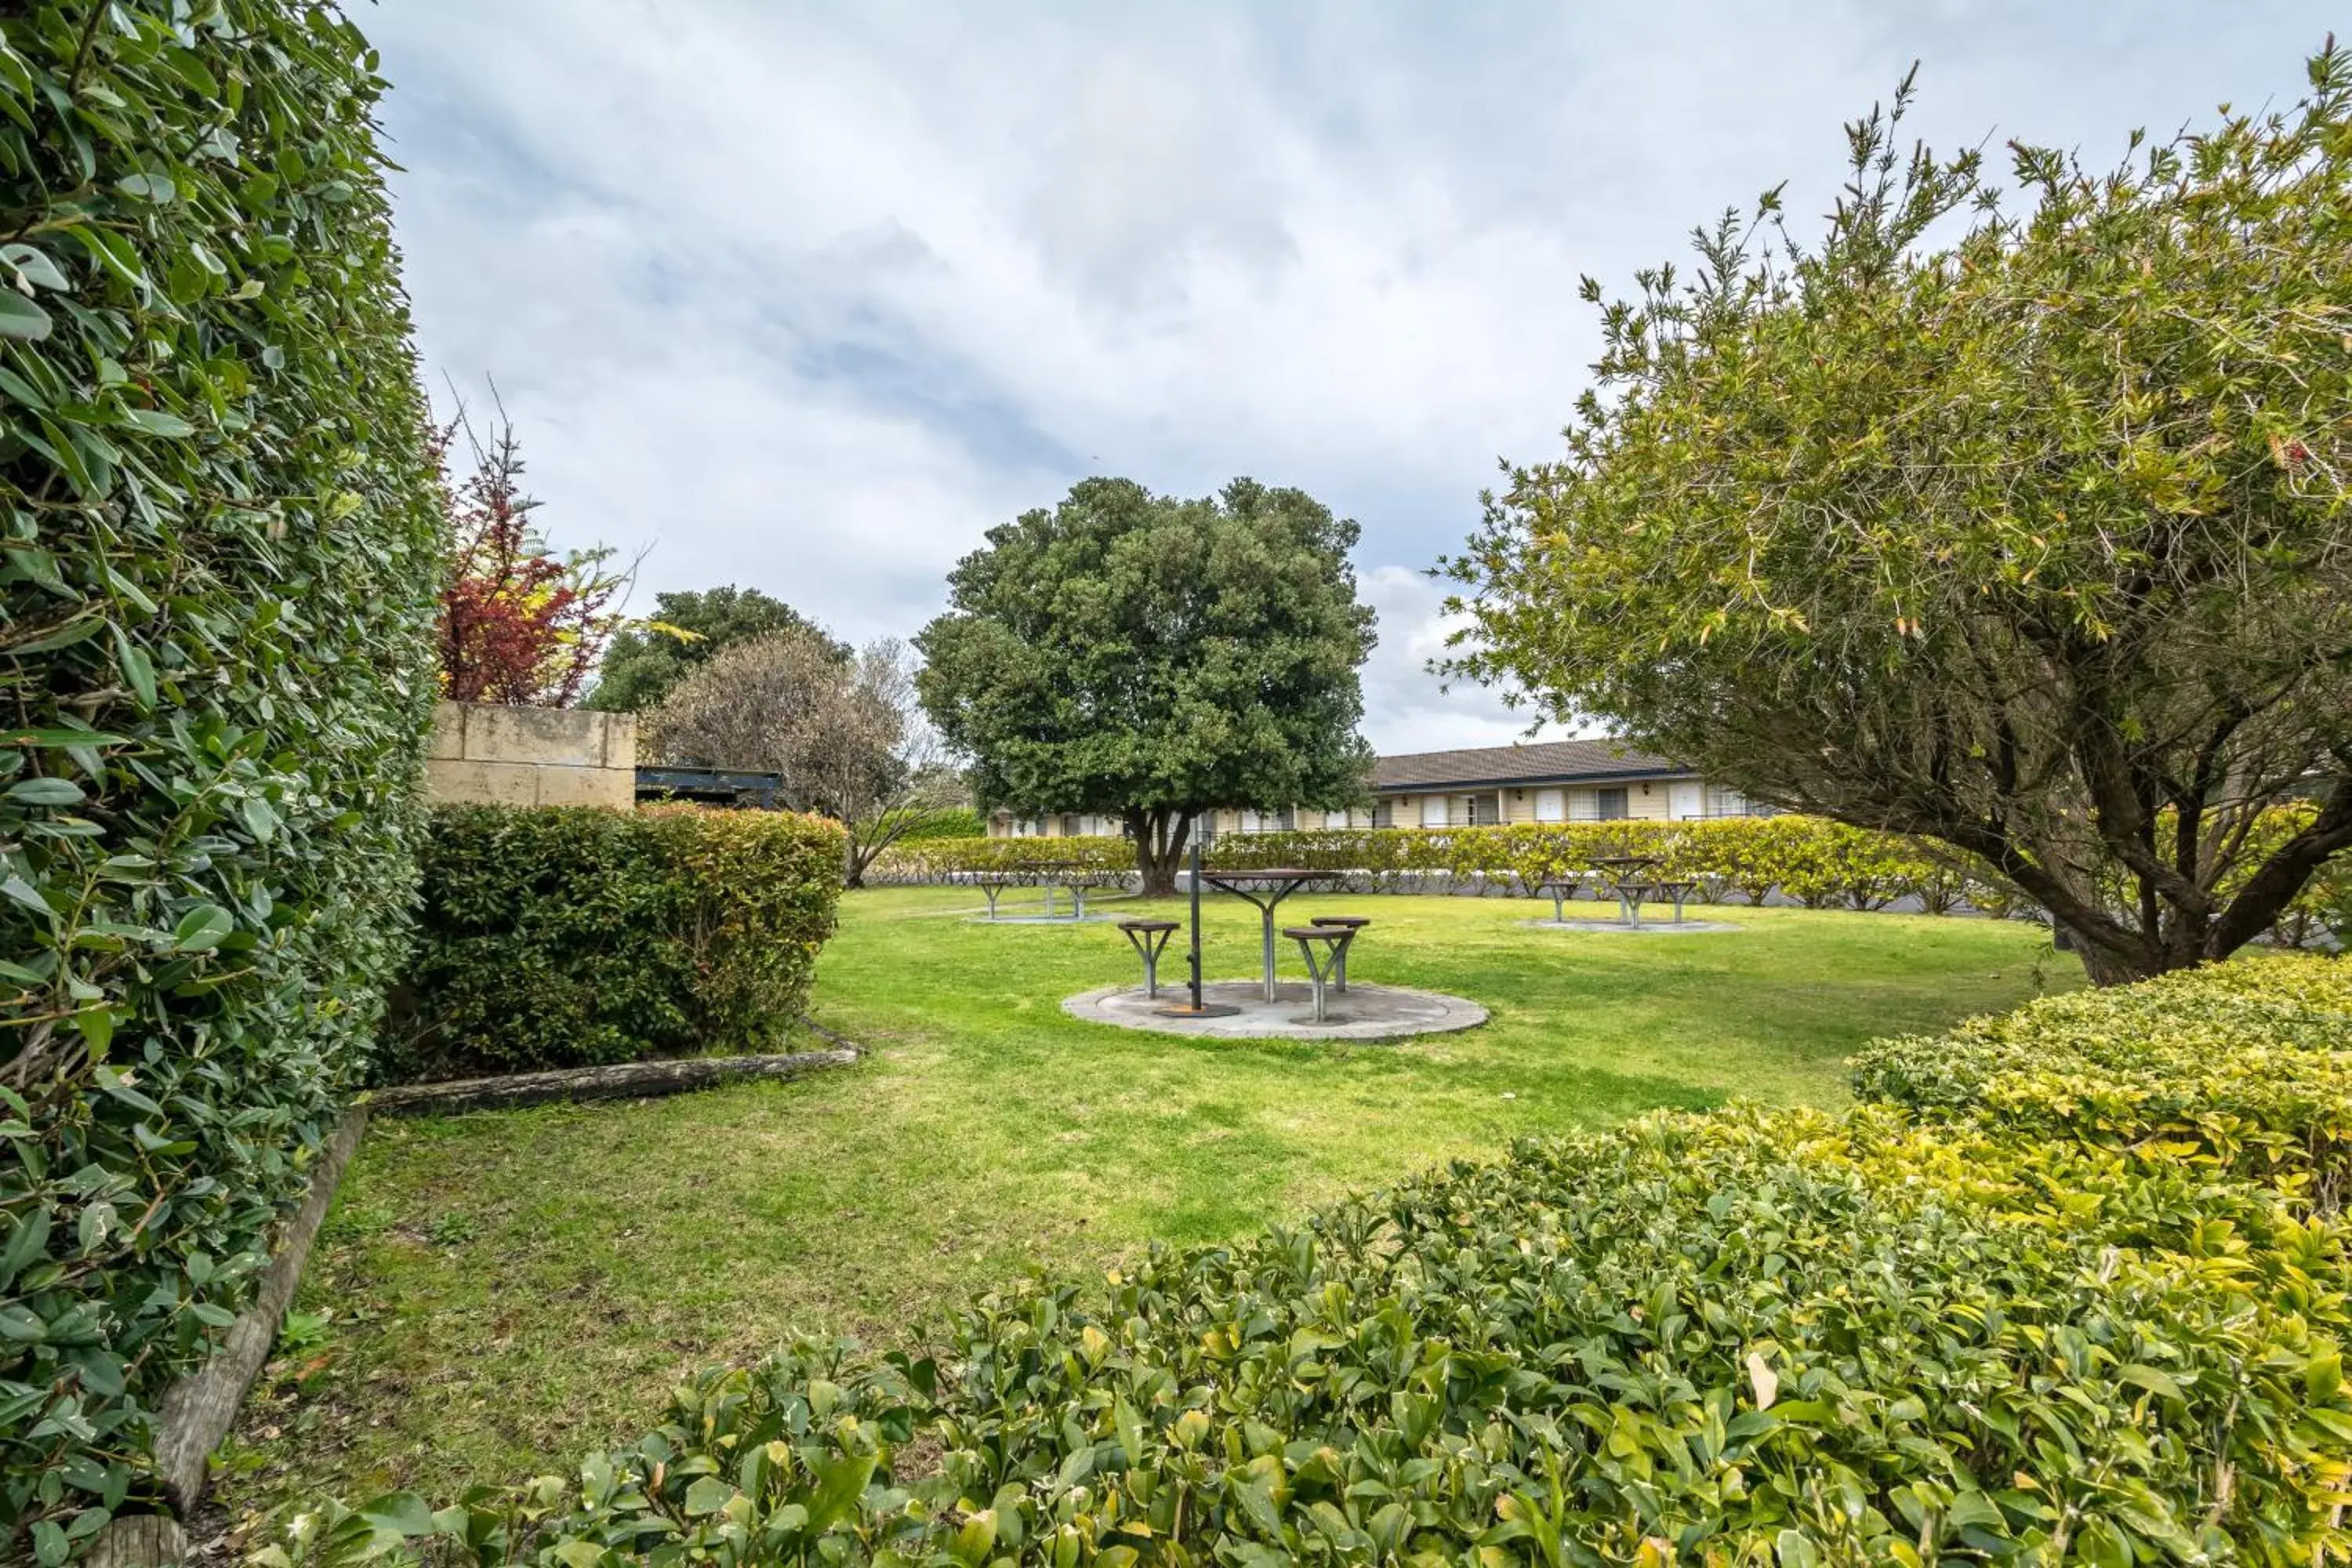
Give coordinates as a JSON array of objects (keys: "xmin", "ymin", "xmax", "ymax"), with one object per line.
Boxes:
[{"xmin": 423, "ymin": 702, "xmax": 637, "ymax": 811}]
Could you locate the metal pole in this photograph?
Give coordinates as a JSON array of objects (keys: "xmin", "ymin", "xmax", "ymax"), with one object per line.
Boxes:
[{"xmin": 1188, "ymin": 832, "xmax": 1203, "ymax": 1011}]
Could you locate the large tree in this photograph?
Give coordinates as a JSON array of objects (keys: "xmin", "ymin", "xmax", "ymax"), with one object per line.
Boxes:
[
  {"xmin": 917, "ymin": 477, "xmax": 1377, "ymax": 895},
  {"xmin": 585, "ymin": 585, "xmax": 843, "ymax": 712},
  {"xmin": 645, "ymin": 629, "xmax": 962, "ymax": 886},
  {"xmin": 1443, "ymin": 55, "xmax": 2352, "ymax": 984}
]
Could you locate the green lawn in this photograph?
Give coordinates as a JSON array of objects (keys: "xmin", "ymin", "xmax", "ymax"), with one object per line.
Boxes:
[{"xmin": 216, "ymin": 887, "xmax": 2073, "ymax": 1524}]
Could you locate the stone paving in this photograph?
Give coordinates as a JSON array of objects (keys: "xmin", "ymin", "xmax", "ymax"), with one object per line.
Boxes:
[{"xmin": 1062, "ymin": 979, "xmax": 1487, "ymax": 1042}]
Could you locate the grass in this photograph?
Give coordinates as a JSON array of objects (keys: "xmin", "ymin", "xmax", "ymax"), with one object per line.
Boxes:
[{"xmin": 216, "ymin": 887, "xmax": 2072, "ymax": 1524}]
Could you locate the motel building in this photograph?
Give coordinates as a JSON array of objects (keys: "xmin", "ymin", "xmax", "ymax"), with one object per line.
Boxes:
[{"xmin": 985, "ymin": 739, "xmax": 1769, "ymax": 840}]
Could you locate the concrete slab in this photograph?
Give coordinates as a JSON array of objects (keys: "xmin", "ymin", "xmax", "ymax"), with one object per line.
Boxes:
[
  {"xmin": 967, "ymin": 913, "xmax": 1123, "ymax": 925},
  {"xmin": 1064, "ymin": 980, "xmax": 1487, "ymax": 1042}
]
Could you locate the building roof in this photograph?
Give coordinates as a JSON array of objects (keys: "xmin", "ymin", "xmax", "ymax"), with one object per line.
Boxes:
[{"xmin": 1371, "ymin": 739, "xmax": 1693, "ymax": 792}]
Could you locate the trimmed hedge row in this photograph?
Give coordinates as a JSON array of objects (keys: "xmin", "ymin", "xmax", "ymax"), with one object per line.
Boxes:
[
  {"xmin": 283, "ymin": 957, "xmax": 2352, "ymax": 1565},
  {"xmin": 384, "ymin": 804, "xmax": 847, "ymax": 1083},
  {"xmin": 0, "ymin": 3, "xmax": 440, "ymax": 1558},
  {"xmin": 873, "ymin": 816, "xmax": 2352, "ymax": 941},
  {"xmin": 1855, "ymin": 956, "xmax": 2352, "ymax": 1210}
]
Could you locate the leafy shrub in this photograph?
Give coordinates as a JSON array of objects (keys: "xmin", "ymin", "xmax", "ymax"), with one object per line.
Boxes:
[
  {"xmin": 1855, "ymin": 955, "xmax": 2352, "ymax": 1208},
  {"xmin": 887, "ymin": 805, "xmax": 985, "ymax": 843},
  {"xmin": 867, "ymin": 833, "xmax": 1135, "ymax": 884},
  {"xmin": 386, "ymin": 804, "xmax": 845, "ymax": 1081},
  {"xmin": 278, "ymin": 1101, "xmax": 2352, "ymax": 1566},
  {"xmin": 0, "ymin": 2, "xmax": 440, "ymax": 1555}
]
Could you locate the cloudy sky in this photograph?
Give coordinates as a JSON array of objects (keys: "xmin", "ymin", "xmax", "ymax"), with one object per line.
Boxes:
[{"xmin": 363, "ymin": 1, "xmax": 2321, "ymax": 752}]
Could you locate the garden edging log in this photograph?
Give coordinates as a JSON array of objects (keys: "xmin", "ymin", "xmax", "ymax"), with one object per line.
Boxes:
[
  {"xmin": 365, "ymin": 1046, "xmax": 858, "ymax": 1116},
  {"xmin": 151, "ymin": 1106, "xmax": 369, "ymax": 1515}
]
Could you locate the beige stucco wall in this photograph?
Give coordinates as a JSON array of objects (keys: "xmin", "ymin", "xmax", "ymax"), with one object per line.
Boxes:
[{"xmin": 423, "ymin": 702, "xmax": 637, "ymax": 811}]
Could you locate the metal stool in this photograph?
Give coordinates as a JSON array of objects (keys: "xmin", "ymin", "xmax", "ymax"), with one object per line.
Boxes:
[
  {"xmin": 1307, "ymin": 915, "xmax": 1370, "ymax": 992},
  {"xmin": 1118, "ymin": 919, "xmax": 1179, "ymax": 997},
  {"xmin": 1283, "ymin": 924, "xmax": 1357, "ymax": 1023}
]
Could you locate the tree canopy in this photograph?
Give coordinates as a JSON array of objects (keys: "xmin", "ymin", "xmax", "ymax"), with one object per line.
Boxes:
[
  {"xmin": 645, "ymin": 630, "xmax": 961, "ymax": 886},
  {"xmin": 916, "ymin": 477, "xmax": 1376, "ymax": 892},
  {"xmin": 1443, "ymin": 52, "xmax": 2352, "ymax": 983},
  {"xmin": 586, "ymin": 585, "xmax": 842, "ymax": 712}
]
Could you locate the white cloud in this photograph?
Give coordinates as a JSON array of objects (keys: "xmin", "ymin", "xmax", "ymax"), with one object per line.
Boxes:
[{"xmin": 363, "ymin": 0, "xmax": 2325, "ymax": 748}]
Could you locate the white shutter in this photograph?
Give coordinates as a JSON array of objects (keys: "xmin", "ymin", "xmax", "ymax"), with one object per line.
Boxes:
[
  {"xmin": 1420, "ymin": 794, "xmax": 1450, "ymax": 827},
  {"xmin": 1534, "ymin": 788, "xmax": 1566, "ymax": 822}
]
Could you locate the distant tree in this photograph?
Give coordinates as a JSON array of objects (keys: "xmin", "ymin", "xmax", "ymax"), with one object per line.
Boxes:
[
  {"xmin": 1443, "ymin": 54, "xmax": 2352, "ymax": 984},
  {"xmin": 916, "ymin": 477, "xmax": 1377, "ymax": 895},
  {"xmin": 647, "ymin": 630, "xmax": 962, "ymax": 886},
  {"xmin": 586, "ymin": 585, "xmax": 844, "ymax": 712},
  {"xmin": 437, "ymin": 414, "xmax": 627, "ymax": 707}
]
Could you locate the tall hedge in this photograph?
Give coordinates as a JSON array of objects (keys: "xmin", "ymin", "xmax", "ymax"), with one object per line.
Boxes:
[
  {"xmin": 0, "ymin": 3, "xmax": 438, "ymax": 1559},
  {"xmin": 386, "ymin": 804, "xmax": 847, "ymax": 1083}
]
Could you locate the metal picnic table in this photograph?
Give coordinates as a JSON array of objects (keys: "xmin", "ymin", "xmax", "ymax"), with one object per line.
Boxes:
[
  {"xmin": 1588, "ymin": 855, "xmax": 1664, "ymax": 925},
  {"xmin": 1199, "ymin": 866, "xmax": 1326, "ymax": 1003}
]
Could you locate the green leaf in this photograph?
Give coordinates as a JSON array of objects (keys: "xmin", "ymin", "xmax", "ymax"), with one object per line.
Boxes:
[
  {"xmin": 8, "ymin": 775, "xmax": 84, "ymax": 806},
  {"xmin": 119, "ymin": 408, "xmax": 195, "ymax": 438},
  {"xmin": 0, "ymin": 291, "xmax": 51, "ymax": 341},
  {"xmin": 354, "ymin": 1492, "xmax": 438, "ymax": 1538},
  {"xmin": 681, "ymin": 1475, "xmax": 734, "ymax": 1515},
  {"xmin": 2116, "ymin": 1364, "xmax": 2185, "ymax": 1403},
  {"xmin": 0, "ymin": 244, "xmax": 69, "ymax": 292},
  {"xmin": 171, "ymin": 906, "xmax": 234, "ymax": 953}
]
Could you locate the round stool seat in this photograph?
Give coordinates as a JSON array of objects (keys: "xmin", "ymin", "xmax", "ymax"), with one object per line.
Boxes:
[
  {"xmin": 1119, "ymin": 918, "xmax": 1179, "ymax": 932},
  {"xmin": 1308, "ymin": 914, "xmax": 1370, "ymax": 929}
]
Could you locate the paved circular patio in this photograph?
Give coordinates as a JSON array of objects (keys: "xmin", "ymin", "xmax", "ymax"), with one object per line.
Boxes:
[
  {"xmin": 965, "ymin": 912, "xmax": 1124, "ymax": 925},
  {"xmin": 1519, "ymin": 917, "xmax": 1742, "ymax": 935},
  {"xmin": 1063, "ymin": 980, "xmax": 1487, "ymax": 1041}
]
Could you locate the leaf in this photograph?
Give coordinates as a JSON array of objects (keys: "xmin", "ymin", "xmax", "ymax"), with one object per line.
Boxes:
[
  {"xmin": 1745, "ymin": 1348, "xmax": 1778, "ymax": 1410},
  {"xmin": 0, "ymin": 244, "xmax": 68, "ymax": 292},
  {"xmin": 172, "ymin": 906, "xmax": 235, "ymax": 953},
  {"xmin": 0, "ymin": 291, "xmax": 51, "ymax": 341},
  {"xmin": 2116, "ymin": 1364, "xmax": 2184, "ymax": 1403},
  {"xmin": 119, "ymin": 408, "xmax": 195, "ymax": 438},
  {"xmin": 354, "ymin": 1492, "xmax": 438, "ymax": 1537},
  {"xmin": 7, "ymin": 775, "xmax": 83, "ymax": 806},
  {"xmin": 682, "ymin": 1475, "xmax": 733, "ymax": 1515}
]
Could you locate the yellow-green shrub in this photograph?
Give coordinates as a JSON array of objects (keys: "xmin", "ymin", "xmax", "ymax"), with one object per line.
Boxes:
[
  {"xmin": 281, "ymin": 1102, "xmax": 2352, "ymax": 1566},
  {"xmin": 1855, "ymin": 955, "xmax": 2352, "ymax": 1206}
]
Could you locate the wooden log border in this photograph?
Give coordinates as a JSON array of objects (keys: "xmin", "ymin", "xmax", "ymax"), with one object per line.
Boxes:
[
  {"xmin": 121, "ymin": 1025, "xmax": 859, "ymax": 1561},
  {"xmin": 365, "ymin": 1044, "xmax": 857, "ymax": 1115}
]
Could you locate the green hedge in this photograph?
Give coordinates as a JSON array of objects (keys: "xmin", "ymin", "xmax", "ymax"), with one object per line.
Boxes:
[
  {"xmin": 873, "ymin": 833, "xmax": 1136, "ymax": 880},
  {"xmin": 1855, "ymin": 955, "xmax": 2352, "ymax": 1209},
  {"xmin": 385, "ymin": 804, "xmax": 846, "ymax": 1082},
  {"xmin": 0, "ymin": 2, "xmax": 440, "ymax": 1557},
  {"xmin": 281, "ymin": 961, "xmax": 2352, "ymax": 1565},
  {"xmin": 874, "ymin": 816, "xmax": 2351, "ymax": 941}
]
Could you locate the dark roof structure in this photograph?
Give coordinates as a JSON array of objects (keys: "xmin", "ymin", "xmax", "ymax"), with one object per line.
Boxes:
[{"xmin": 1370, "ymin": 739, "xmax": 1692, "ymax": 792}]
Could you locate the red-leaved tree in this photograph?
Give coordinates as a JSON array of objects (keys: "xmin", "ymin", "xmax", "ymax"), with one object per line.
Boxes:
[{"xmin": 436, "ymin": 412, "xmax": 629, "ymax": 706}]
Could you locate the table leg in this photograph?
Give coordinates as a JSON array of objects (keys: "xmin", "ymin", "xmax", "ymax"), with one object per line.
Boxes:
[{"xmin": 1261, "ymin": 904, "xmax": 1278, "ymax": 1002}]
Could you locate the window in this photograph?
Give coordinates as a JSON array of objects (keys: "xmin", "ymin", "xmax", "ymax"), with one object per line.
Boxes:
[
  {"xmin": 1059, "ymin": 813, "xmax": 1080, "ymax": 837},
  {"xmin": 1372, "ymin": 799, "xmax": 1395, "ymax": 828},
  {"xmin": 1596, "ymin": 786, "xmax": 1630, "ymax": 821},
  {"xmin": 1275, "ymin": 807, "xmax": 1296, "ymax": 831},
  {"xmin": 1324, "ymin": 808, "xmax": 1351, "ymax": 829},
  {"xmin": 1534, "ymin": 787, "xmax": 1566, "ymax": 823},
  {"xmin": 1240, "ymin": 808, "xmax": 1263, "ymax": 833},
  {"xmin": 1468, "ymin": 792, "xmax": 1503, "ymax": 826}
]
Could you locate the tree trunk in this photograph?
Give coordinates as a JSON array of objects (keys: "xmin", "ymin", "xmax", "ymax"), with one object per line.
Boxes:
[{"xmin": 1128, "ymin": 808, "xmax": 1192, "ymax": 897}]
